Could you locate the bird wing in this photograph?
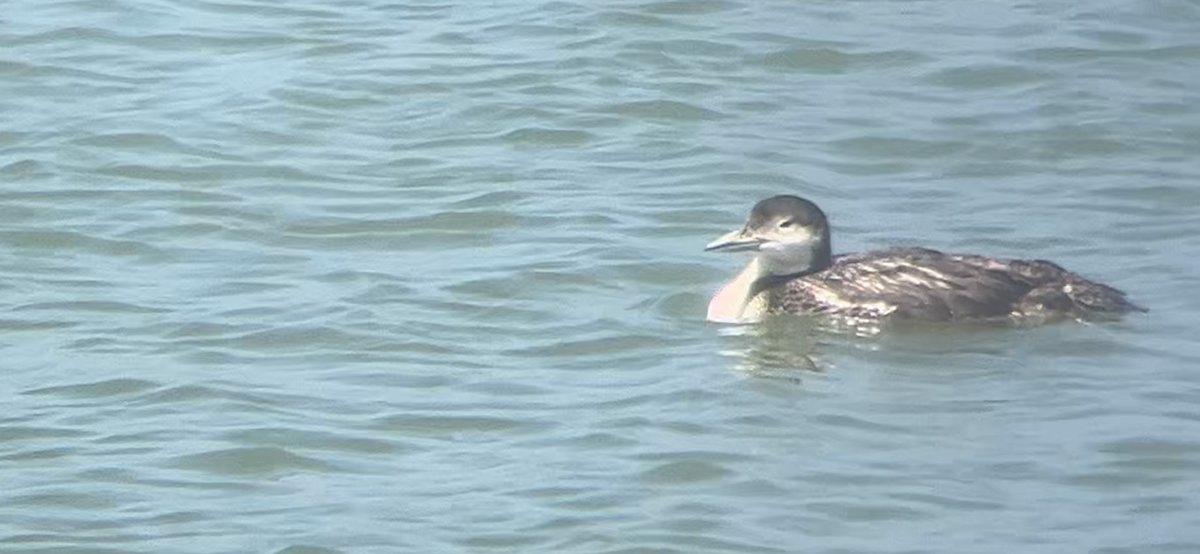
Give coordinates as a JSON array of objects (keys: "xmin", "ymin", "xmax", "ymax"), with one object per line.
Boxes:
[{"xmin": 777, "ymin": 248, "xmax": 1034, "ymax": 320}]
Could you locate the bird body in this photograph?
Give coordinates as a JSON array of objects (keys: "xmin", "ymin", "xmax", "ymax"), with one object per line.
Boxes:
[{"xmin": 706, "ymin": 196, "xmax": 1144, "ymax": 325}]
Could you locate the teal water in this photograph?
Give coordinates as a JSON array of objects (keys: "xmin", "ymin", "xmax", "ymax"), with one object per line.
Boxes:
[{"xmin": 3, "ymin": 0, "xmax": 1200, "ymax": 552}]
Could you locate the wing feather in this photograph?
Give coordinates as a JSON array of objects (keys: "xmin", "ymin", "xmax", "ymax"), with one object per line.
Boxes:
[{"xmin": 775, "ymin": 248, "xmax": 1031, "ymax": 320}]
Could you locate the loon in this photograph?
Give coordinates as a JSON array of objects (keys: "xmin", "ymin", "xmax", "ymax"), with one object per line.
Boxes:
[{"xmin": 706, "ymin": 195, "xmax": 1145, "ymax": 324}]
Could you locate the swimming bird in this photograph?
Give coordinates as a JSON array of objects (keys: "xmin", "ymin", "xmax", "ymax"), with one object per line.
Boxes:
[{"xmin": 706, "ymin": 195, "xmax": 1144, "ymax": 324}]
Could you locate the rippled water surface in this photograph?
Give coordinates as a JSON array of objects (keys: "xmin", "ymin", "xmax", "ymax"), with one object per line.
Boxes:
[{"xmin": 4, "ymin": 0, "xmax": 1200, "ymax": 552}]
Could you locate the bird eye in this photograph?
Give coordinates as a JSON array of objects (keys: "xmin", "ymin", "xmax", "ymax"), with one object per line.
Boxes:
[{"xmin": 779, "ymin": 219, "xmax": 795, "ymax": 228}]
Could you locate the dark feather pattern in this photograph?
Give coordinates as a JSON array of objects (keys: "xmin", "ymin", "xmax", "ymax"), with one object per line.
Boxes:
[{"xmin": 768, "ymin": 247, "xmax": 1144, "ymax": 322}]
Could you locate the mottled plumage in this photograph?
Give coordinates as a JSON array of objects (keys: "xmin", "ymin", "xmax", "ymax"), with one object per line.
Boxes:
[{"xmin": 767, "ymin": 247, "xmax": 1143, "ymax": 322}]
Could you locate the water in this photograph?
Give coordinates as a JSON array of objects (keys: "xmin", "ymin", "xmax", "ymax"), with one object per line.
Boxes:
[{"xmin": 3, "ymin": 0, "xmax": 1200, "ymax": 552}]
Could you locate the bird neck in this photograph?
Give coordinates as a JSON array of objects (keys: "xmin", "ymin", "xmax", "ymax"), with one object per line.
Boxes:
[
  {"xmin": 812, "ymin": 237, "xmax": 832, "ymax": 272},
  {"xmin": 707, "ymin": 257, "xmax": 771, "ymax": 323},
  {"xmin": 707, "ymin": 242, "xmax": 832, "ymax": 324}
]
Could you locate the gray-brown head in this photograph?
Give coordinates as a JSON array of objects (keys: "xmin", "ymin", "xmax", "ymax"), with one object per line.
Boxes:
[{"xmin": 705, "ymin": 195, "xmax": 833, "ymax": 278}]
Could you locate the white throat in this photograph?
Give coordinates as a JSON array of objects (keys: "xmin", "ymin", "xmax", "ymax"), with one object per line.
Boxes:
[{"xmin": 758, "ymin": 237, "xmax": 819, "ymax": 277}]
